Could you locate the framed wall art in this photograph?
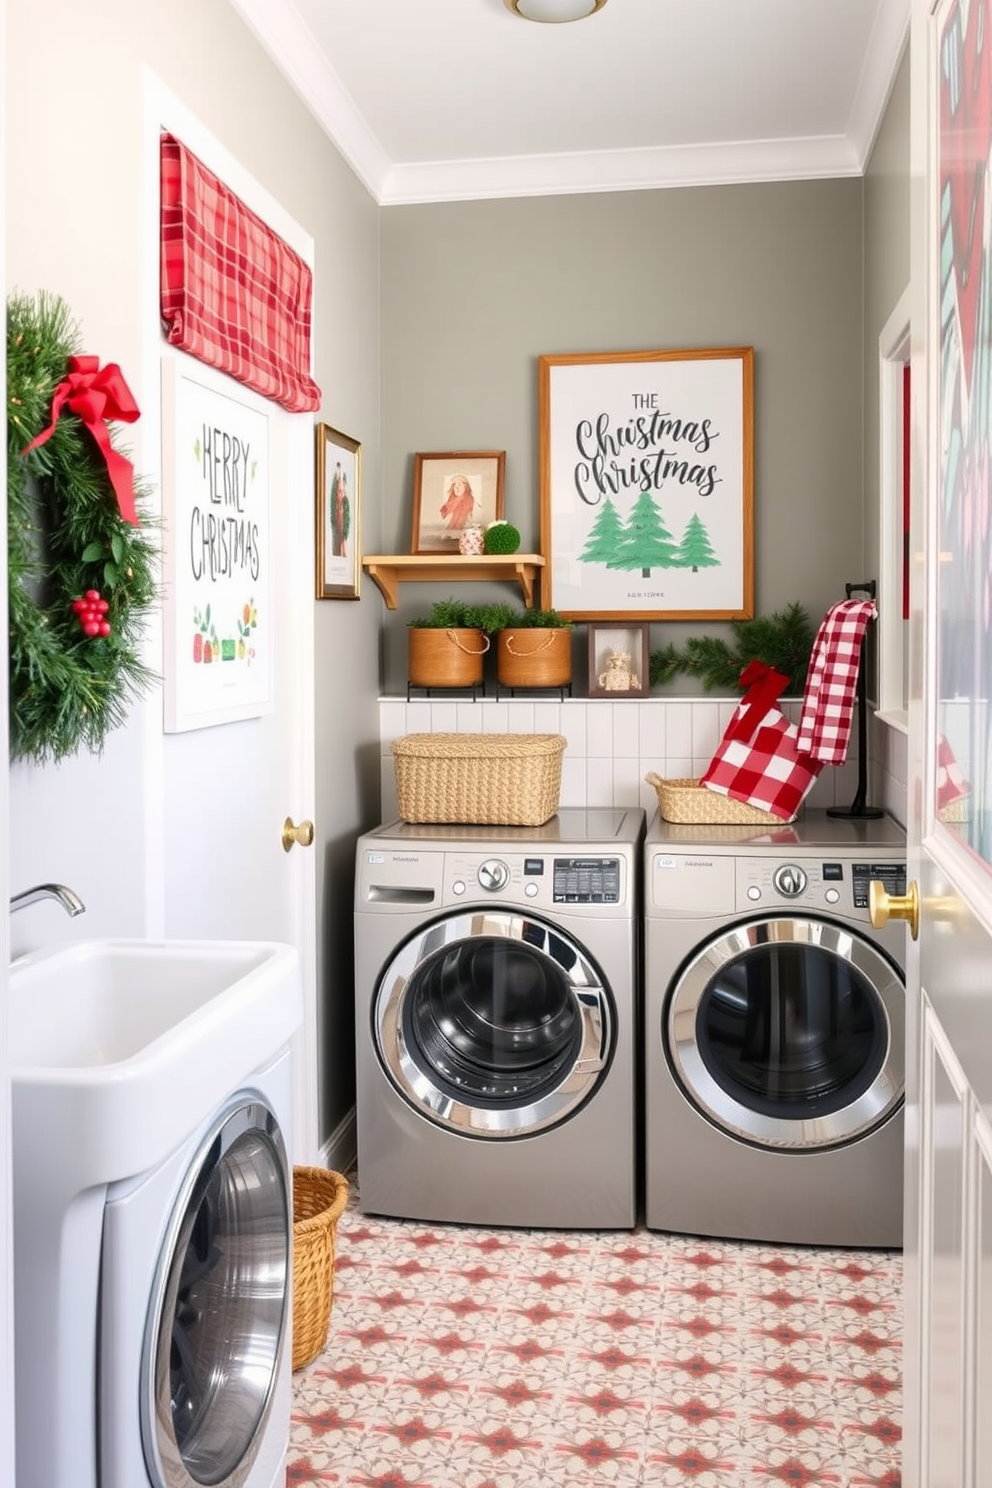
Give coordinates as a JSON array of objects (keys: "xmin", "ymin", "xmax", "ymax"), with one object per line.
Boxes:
[
  {"xmin": 161, "ymin": 357, "xmax": 272, "ymax": 732},
  {"xmin": 316, "ymin": 422, "xmax": 361, "ymax": 599},
  {"xmin": 587, "ymin": 623, "xmax": 650, "ymax": 698},
  {"xmin": 412, "ymin": 450, "xmax": 505, "ymax": 553},
  {"xmin": 538, "ymin": 347, "xmax": 754, "ymax": 621}
]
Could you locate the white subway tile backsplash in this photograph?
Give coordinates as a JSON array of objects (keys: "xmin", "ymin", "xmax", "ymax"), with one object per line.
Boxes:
[
  {"xmin": 612, "ymin": 705, "xmax": 639, "ymax": 759},
  {"xmin": 376, "ymin": 696, "xmax": 909, "ymax": 827},
  {"xmin": 586, "ymin": 758, "xmax": 615, "ymax": 807},
  {"xmin": 638, "ymin": 702, "xmax": 666, "ymax": 763},
  {"xmin": 560, "ymin": 702, "xmax": 587, "ymax": 758},
  {"xmin": 665, "ymin": 704, "xmax": 692, "ymax": 760},
  {"xmin": 586, "ymin": 703, "xmax": 614, "ymax": 758},
  {"xmin": 533, "ymin": 701, "xmax": 562, "ymax": 735}
]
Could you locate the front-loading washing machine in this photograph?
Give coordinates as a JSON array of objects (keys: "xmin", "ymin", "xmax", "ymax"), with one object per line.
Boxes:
[
  {"xmin": 644, "ymin": 810, "xmax": 907, "ymax": 1248},
  {"xmin": 354, "ymin": 807, "xmax": 645, "ymax": 1229},
  {"xmin": 10, "ymin": 938, "xmax": 302, "ymax": 1488}
]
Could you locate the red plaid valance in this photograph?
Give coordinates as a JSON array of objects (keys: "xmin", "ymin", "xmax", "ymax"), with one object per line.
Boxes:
[{"xmin": 160, "ymin": 133, "xmax": 321, "ymax": 413}]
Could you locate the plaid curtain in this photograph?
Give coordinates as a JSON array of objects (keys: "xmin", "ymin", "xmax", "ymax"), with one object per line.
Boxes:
[{"xmin": 160, "ymin": 133, "xmax": 321, "ymax": 413}]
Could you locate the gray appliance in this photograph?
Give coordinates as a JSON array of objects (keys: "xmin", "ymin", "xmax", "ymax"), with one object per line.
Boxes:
[
  {"xmin": 644, "ymin": 809, "xmax": 907, "ymax": 1247},
  {"xmin": 354, "ymin": 808, "xmax": 644, "ymax": 1229}
]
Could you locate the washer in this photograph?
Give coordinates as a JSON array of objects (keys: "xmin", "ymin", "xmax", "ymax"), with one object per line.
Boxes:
[
  {"xmin": 354, "ymin": 807, "xmax": 644, "ymax": 1229},
  {"xmin": 644, "ymin": 810, "xmax": 907, "ymax": 1248},
  {"xmin": 12, "ymin": 942, "xmax": 301, "ymax": 1488}
]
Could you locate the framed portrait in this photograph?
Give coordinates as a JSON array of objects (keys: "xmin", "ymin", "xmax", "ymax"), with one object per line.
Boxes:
[
  {"xmin": 161, "ymin": 358, "xmax": 272, "ymax": 732},
  {"xmin": 587, "ymin": 623, "xmax": 650, "ymax": 698},
  {"xmin": 316, "ymin": 423, "xmax": 361, "ymax": 600},
  {"xmin": 538, "ymin": 347, "xmax": 754, "ymax": 621},
  {"xmin": 412, "ymin": 450, "xmax": 505, "ymax": 554}
]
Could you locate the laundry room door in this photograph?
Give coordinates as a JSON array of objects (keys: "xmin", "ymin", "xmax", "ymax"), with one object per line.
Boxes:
[
  {"xmin": 903, "ymin": 2, "xmax": 992, "ymax": 1481},
  {"xmin": 144, "ymin": 81, "xmax": 319, "ymax": 1163}
]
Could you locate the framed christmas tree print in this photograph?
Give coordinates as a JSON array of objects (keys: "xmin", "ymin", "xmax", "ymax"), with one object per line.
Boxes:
[{"xmin": 538, "ymin": 347, "xmax": 754, "ymax": 621}]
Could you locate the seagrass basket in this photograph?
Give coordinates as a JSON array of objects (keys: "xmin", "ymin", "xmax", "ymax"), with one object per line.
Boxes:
[
  {"xmin": 393, "ymin": 732, "xmax": 566, "ymax": 825},
  {"xmin": 292, "ymin": 1166, "xmax": 349, "ymax": 1371},
  {"xmin": 645, "ymin": 772, "xmax": 800, "ymax": 826}
]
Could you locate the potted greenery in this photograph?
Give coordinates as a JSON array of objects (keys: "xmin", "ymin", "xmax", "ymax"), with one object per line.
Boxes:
[
  {"xmin": 491, "ymin": 605, "xmax": 575, "ymax": 692},
  {"xmin": 407, "ymin": 598, "xmax": 491, "ymax": 691}
]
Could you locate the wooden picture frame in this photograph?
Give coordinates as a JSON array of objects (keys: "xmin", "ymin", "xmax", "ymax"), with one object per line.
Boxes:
[
  {"xmin": 316, "ymin": 423, "xmax": 361, "ymax": 600},
  {"xmin": 539, "ymin": 347, "xmax": 754, "ymax": 621},
  {"xmin": 587, "ymin": 622, "xmax": 650, "ymax": 698},
  {"xmin": 411, "ymin": 450, "xmax": 505, "ymax": 554}
]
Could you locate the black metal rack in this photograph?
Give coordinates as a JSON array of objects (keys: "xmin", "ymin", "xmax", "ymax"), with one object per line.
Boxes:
[{"xmin": 826, "ymin": 579, "xmax": 884, "ymax": 820}]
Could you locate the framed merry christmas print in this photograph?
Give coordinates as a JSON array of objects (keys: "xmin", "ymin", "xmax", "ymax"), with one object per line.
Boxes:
[{"xmin": 538, "ymin": 347, "xmax": 754, "ymax": 621}]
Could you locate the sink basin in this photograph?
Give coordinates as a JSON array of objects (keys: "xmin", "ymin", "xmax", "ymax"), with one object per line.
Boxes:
[{"xmin": 9, "ymin": 938, "xmax": 302, "ymax": 1187}]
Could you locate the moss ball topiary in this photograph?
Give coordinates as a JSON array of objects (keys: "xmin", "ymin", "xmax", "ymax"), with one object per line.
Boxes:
[{"xmin": 483, "ymin": 520, "xmax": 521, "ymax": 555}]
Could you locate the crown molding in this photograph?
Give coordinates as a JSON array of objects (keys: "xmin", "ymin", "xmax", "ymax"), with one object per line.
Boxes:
[{"xmin": 231, "ymin": 0, "xmax": 909, "ymax": 207}]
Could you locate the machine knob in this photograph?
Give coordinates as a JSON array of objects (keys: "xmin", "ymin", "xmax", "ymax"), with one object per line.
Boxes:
[
  {"xmin": 479, "ymin": 859, "xmax": 510, "ymax": 892},
  {"xmin": 773, "ymin": 863, "xmax": 807, "ymax": 898}
]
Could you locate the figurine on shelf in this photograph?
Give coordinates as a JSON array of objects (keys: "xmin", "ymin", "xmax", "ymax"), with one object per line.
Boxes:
[{"xmin": 598, "ymin": 650, "xmax": 641, "ymax": 692}]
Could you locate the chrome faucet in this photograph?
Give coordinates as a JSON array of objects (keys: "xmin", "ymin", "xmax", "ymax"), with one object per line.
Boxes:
[{"xmin": 10, "ymin": 883, "xmax": 86, "ymax": 917}]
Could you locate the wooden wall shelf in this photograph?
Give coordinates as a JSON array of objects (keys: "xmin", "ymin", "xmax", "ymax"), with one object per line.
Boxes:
[{"xmin": 362, "ymin": 554, "xmax": 545, "ymax": 610}]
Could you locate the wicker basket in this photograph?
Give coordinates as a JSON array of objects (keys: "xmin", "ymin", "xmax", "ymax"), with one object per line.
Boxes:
[
  {"xmin": 292, "ymin": 1166, "xmax": 349, "ymax": 1372},
  {"xmin": 393, "ymin": 733, "xmax": 566, "ymax": 825},
  {"xmin": 645, "ymin": 772, "xmax": 800, "ymax": 826}
]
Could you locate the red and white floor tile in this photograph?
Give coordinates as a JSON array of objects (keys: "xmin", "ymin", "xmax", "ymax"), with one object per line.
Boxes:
[{"xmin": 288, "ymin": 1186, "xmax": 902, "ymax": 1488}]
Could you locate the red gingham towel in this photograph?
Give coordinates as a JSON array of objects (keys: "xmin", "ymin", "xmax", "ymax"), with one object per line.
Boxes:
[
  {"xmin": 796, "ymin": 600, "xmax": 877, "ymax": 765},
  {"xmin": 160, "ymin": 133, "xmax": 321, "ymax": 414},
  {"xmin": 936, "ymin": 733, "xmax": 970, "ymax": 813},
  {"xmin": 701, "ymin": 662, "xmax": 823, "ymax": 821}
]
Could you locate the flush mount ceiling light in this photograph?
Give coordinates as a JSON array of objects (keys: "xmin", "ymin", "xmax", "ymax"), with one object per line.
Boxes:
[{"xmin": 504, "ymin": 0, "xmax": 609, "ymax": 22}]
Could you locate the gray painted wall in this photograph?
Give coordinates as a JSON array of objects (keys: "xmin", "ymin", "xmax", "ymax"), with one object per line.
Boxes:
[
  {"xmin": 5, "ymin": 0, "xmax": 382, "ymax": 1147},
  {"xmin": 379, "ymin": 180, "xmax": 865, "ymax": 696}
]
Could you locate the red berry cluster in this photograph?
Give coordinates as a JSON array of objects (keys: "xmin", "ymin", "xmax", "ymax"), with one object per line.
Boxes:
[{"xmin": 72, "ymin": 588, "xmax": 111, "ymax": 639}]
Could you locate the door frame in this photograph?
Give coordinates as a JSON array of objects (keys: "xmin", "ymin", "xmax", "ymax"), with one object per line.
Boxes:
[{"xmin": 140, "ymin": 71, "xmax": 319, "ymax": 1160}]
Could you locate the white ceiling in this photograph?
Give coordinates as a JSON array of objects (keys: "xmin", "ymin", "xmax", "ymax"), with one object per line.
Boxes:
[{"xmin": 229, "ymin": 0, "xmax": 910, "ymax": 205}]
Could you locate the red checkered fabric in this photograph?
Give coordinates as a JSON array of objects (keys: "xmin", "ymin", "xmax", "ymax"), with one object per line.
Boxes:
[
  {"xmin": 160, "ymin": 133, "xmax": 321, "ymax": 413},
  {"xmin": 701, "ymin": 662, "xmax": 823, "ymax": 822},
  {"xmin": 796, "ymin": 600, "xmax": 877, "ymax": 765},
  {"xmin": 936, "ymin": 733, "xmax": 970, "ymax": 812}
]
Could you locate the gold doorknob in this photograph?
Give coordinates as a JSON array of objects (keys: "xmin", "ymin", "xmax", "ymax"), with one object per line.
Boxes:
[
  {"xmin": 869, "ymin": 878, "xmax": 920, "ymax": 940},
  {"xmin": 282, "ymin": 817, "xmax": 315, "ymax": 853}
]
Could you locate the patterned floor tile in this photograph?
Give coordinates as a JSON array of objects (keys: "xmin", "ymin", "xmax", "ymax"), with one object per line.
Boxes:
[{"xmin": 287, "ymin": 1183, "xmax": 903, "ymax": 1488}]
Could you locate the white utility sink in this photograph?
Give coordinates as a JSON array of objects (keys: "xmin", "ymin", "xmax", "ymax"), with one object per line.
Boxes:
[{"xmin": 9, "ymin": 938, "xmax": 303, "ymax": 1187}]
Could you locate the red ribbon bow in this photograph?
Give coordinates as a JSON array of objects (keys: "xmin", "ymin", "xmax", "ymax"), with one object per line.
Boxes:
[
  {"xmin": 20, "ymin": 355, "xmax": 141, "ymax": 526},
  {"xmin": 725, "ymin": 660, "xmax": 789, "ymax": 743}
]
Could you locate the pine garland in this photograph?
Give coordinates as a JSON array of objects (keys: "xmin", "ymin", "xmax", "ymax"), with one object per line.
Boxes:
[
  {"xmin": 649, "ymin": 602, "xmax": 816, "ymax": 696},
  {"xmin": 7, "ymin": 291, "xmax": 158, "ymax": 764}
]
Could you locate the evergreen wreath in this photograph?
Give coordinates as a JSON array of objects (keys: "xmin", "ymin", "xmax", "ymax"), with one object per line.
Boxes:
[{"xmin": 7, "ymin": 291, "xmax": 158, "ymax": 764}]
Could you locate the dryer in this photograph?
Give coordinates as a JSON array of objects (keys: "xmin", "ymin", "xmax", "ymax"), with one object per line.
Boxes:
[
  {"xmin": 644, "ymin": 810, "xmax": 907, "ymax": 1248},
  {"xmin": 354, "ymin": 808, "xmax": 644, "ymax": 1229}
]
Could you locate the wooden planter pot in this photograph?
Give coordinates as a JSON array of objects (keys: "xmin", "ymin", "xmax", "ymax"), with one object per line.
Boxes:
[
  {"xmin": 408, "ymin": 627, "xmax": 490, "ymax": 689},
  {"xmin": 495, "ymin": 628, "xmax": 572, "ymax": 690}
]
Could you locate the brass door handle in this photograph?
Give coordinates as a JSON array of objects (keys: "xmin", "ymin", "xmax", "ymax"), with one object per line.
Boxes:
[
  {"xmin": 282, "ymin": 817, "xmax": 315, "ymax": 853},
  {"xmin": 869, "ymin": 878, "xmax": 920, "ymax": 940}
]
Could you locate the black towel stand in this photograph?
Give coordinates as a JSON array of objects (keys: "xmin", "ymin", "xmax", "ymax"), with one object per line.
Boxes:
[{"xmin": 825, "ymin": 580, "xmax": 884, "ymax": 820}]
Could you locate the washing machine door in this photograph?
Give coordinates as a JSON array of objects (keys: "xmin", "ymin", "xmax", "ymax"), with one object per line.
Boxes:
[
  {"xmin": 375, "ymin": 909, "xmax": 614, "ymax": 1137},
  {"xmin": 666, "ymin": 916, "xmax": 904, "ymax": 1150},
  {"xmin": 142, "ymin": 1098, "xmax": 290, "ymax": 1488}
]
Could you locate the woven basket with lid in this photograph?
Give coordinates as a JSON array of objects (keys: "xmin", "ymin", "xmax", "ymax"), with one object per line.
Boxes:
[{"xmin": 393, "ymin": 732, "xmax": 566, "ymax": 825}]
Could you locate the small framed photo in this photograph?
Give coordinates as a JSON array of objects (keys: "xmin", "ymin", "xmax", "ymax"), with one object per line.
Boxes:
[
  {"xmin": 588, "ymin": 622, "xmax": 650, "ymax": 698},
  {"xmin": 316, "ymin": 423, "xmax": 361, "ymax": 600},
  {"xmin": 411, "ymin": 450, "xmax": 505, "ymax": 554}
]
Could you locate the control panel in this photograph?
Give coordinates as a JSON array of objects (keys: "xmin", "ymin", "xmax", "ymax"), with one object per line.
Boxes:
[
  {"xmin": 442, "ymin": 851, "xmax": 627, "ymax": 910},
  {"xmin": 738, "ymin": 856, "xmax": 907, "ymax": 917}
]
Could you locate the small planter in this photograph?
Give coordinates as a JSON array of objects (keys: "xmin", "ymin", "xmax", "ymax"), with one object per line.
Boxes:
[
  {"xmin": 495, "ymin": 627, "xmax": 572, "ymax": 691},
  {"xmin": 408, "ymin": 626, "xmax": 489, "ymax": 690}
]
